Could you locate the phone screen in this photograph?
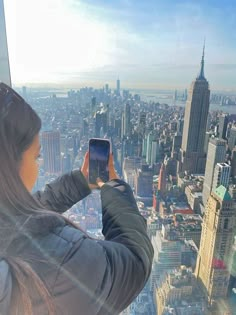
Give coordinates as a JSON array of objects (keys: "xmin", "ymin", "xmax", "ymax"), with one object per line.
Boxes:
[{"xmin": 89, "ymin": 139, "xmax": 110, "ymax": 184}]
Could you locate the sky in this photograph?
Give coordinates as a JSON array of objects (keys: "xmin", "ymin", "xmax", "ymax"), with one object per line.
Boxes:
[{"xmin": 4, "ymin": 0, "xmax": 236, "ymax": 90}]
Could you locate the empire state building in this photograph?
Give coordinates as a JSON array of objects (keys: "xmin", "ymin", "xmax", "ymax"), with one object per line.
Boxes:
[{"xmin": 178, "ymin": 45, "xmax": 210, "ymax": 175}]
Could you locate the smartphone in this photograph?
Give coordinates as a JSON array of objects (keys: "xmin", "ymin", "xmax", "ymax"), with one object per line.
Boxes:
[{"xmin": 88, "ymin": 138, "xmax": 110, "ymax": 184}]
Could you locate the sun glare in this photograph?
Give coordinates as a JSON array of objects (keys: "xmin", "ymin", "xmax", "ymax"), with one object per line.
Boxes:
[{"xmin": 4, "ymin": 0, "xmax": 110, "ymax": 84}]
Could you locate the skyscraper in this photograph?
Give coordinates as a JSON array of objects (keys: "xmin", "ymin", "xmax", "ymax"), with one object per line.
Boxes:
[
  {"xmin": 195, "ymin": 186, "xmax": 235, "ymax": 306},
  {"xmin": 91, "ymin": 96, "xmax": 96, "ymax": 115},
  {"xmin": 0, "ymin": 0, "xmax": 11, "ymax": 85},
  {"xmin": 135, "ymin": 165, "xmax": 153, "ymax": 203},
  {"xmin": 228, "ymin": 126, "xmax": 236, "ymax": 152},
  {"xmin": 202, "ymin": 138, "xmax": 227, "ymax": 205},
  {"xmin": 62, "ymin": 153, "xmax": 72, "ymax": 173},
  {"xmin": 172, "ymin": 132, "xmax": 182, "ymax": 154},
  {"xmin": 158, "ymin": 163, "xmax": 166, "ymax": 197},
  {"xmin": 151, "ymin": 141, "xmax": 159, "ymax": 166},
  {"xmin": 146, "ymin": 131, "xmax": 154, "ymax": 165},
  {"xmin": 212, "ymin": 162, "xmax": 231, "ymax": 192},
  {"xmin": 121, "ymin": 103, "xmax": 131, "ymax": 138},
  {"xmin": 139, "ymin": 111, "xmax": 146, "ymax": 137},
  {"xmin": 41, "ymin": 131, "xmax": 61, "ymax": 174},
  {"xmin": 150, "ymin": 228, "xmax": 182, "ymax": 290},
  {"xmin": 231, "ymin": 148, "xmax": 236, "ymax": 181},
  {"xmin": 116, "ymin": 78, "xmax": 120, "ymax": 96},
  {"xmin": 95, "ymin": 106, "xmax": 108, "ymax": 138},
  {"xmin": 156, "ymin": 268, "xmax": 205, "ymax": 315},
  {"xmin": 218, "ymin": 114, "xmax": 229, "ymax": 140},
  {"xmin": 179, "ymin": 44, "xmax": 210, "ymax": 175},
  {"xmin": 177, "ymin": 119, "xmax": 184, "ymax": 134}
]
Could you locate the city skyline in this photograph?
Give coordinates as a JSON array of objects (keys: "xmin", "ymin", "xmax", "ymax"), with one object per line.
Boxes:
[{"xmin": 4, "ymin": 0, "xmax": 236, "ymax": 89}]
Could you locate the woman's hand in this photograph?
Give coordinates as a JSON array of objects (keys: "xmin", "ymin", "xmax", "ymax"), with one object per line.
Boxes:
[
  {"xmin": 81, "ymin": 152, "xmax": 119, "ymax": 189},
  {"xmin": 81, "ymin": 152, "xmax": 98, "ymax": 190},
  {"xmin": 97, "ymin": 153, "xmax": 119, "ymax": 188}
]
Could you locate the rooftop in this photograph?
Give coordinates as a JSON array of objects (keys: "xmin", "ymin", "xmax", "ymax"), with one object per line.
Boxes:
[{"xmin": 213, "ymin": 185, "xmax": 232, "ymax": 201}]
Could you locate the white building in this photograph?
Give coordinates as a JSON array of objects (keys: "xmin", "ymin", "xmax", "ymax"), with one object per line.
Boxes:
[{"xmin": 202, "ymin": 138, "xmax": 227, "ymax": 205}]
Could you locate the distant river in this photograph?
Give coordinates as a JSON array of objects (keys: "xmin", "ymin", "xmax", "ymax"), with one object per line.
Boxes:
[{"xmin": 136, "ymin": 91, "xmax": 236, "ymax": 114}]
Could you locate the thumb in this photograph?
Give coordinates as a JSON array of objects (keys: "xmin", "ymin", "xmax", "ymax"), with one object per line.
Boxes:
[{"xmin": 96, "ymin": 177, "xmax": 105, "ymax": 188}]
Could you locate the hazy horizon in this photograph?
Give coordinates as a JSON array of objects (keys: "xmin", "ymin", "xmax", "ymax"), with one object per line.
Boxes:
[{"xmin": 12, "ymin": 81, "xmax": 236, "ymax": 93}]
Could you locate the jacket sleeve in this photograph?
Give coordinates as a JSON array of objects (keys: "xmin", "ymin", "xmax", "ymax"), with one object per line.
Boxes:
[
  {"xmin": 53, "ymin": 179, "xmax": 153, "ymax": 315},
  {"xmin": 33, "ymin": 170, "xmax": 91, "ymax": 213},
  {"xmin": 53, "ymin": 180, "xmax": 153, "ymax": 315},
  {"xmin": 95, "ymin": 179, "xmax": 154, "ymax": 314}
]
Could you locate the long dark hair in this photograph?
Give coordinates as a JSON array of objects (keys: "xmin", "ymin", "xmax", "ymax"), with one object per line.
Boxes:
[{"xmin": 0, "ymin": 83, "xmax": 55, "ymax": 314}]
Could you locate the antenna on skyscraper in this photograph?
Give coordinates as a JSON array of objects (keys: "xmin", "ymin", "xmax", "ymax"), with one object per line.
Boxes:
[
  {"xmin": 197, "ymin": 38, "xmax": 206, "ymax": 80},
  {"xmin": 203, "ymin": 37, "xmax": 206, "ymax": 60},
  {"xmin": 0, "ymin": 0, "xmax": 11, "ymax": 86}
]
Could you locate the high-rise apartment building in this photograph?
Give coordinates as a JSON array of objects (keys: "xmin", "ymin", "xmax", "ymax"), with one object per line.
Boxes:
[
  {"xmin": 228, "ymin": 126, "xmax": 236, "ymax": 152},
  {"xmin": 177, "ymin": 119, "xmax": 184, "ymax": 134},
  {"xmin": 151, "ymin": 230, "xmax": 182, "ymax": 290},
  {"xmin": 122, "ymin": 156, "xmax": 142, "ymax": 189},
  {"xmin": 179, "ymin": 45, "xmax": 210, "ymax": 175},
  {"xmin": 151, "ymin": 140, "xmax": 159, "ymax": 166},
  {"xmin": 95, "ymin": 106, "xmax": 108, "ymax": 137},
  {"xmin": 156, "ymin": 267, "xmax": 205, "ymax": 315},
  {"xmin": 218, "ymin": 114, "xmax": 229, "ymax": 140},
  {"xmin": 91, "ymin": 96, "xmax": 96, "ymax": 115},
  {"xmin": 146, "ymin": 131, "xmax": 154, "ymax": 165},
  {"xmin": 212, "ymin": 162, "xmax": 231, "ymax": 192},
  {"xmin": 150, "ymin": 224, "xmax": 196, "ymax": 291},
  {"xmin": 123, "ymin": 156, "xmax": 142, "ymax": 174},
  {"xmin": 42, "ymin": 131, "xmax": 61, "ymax": 174},
  {"xmin": 61, "ymin": 153, "xmax": 72, "ymax": 173},
  {"xmin": 172, "ymin": 132, "xmax": 182, "ymax": 154},
  {"xmin": 139, "ymin": 111, "xmax": 146, "ymax": 136},
  {"xmin": 195, "ymin": 186, "xmax": 235, "ymax": 306},
  {"xmin": 231, "ymin": 148, "xmax": 236, "ymax": 181},
  {"xmin": 121, "ymin": 103, "xmax": 131, "ymax": 138},
  {"xmin": 0, "ymin": 0, "xmax": 11, "ymax": 85},
  {"xmin": 158, "ymin": 163, "xmax": 166, "ymax": 197},
  {"xmin": 135, "ymin": 164, "xmax": 153, "ymax": 204},
  {"xmin": 202, "ymin": 138, "xmax": 227, "ymax": 205}
]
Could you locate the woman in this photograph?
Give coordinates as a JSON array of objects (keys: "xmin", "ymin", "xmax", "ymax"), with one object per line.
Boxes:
[{"xmin": 0, "ymin": 82, "xmax": 154, "ymax": 315}]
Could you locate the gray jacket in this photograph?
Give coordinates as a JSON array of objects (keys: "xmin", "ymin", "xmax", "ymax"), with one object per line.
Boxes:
[{"xmin": 0, "ymin": 170, "xmax": 154, "ymax": 315}]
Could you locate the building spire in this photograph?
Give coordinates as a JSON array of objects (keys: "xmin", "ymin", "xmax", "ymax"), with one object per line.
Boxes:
[{"xmin": 197, "ymin": 40, "xmax": 206, "ymax": 80}]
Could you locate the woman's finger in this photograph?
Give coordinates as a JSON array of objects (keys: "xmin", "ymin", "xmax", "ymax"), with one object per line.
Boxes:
[
  {"xmin": 108, "ymin": 153, "xmax": 119, "ymax": 180},
  {"xmin": 81, "ymin": 151, "xmax": 89, "ymax": 177}
]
